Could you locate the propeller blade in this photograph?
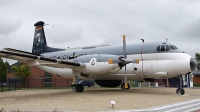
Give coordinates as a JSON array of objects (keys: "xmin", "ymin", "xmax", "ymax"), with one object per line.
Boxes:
[
  {"xmin": 123, "ymin": 35, "xmax": 128, "ymax": 89},
  {"xmin": 123, "ymin": 35, "xmax": 127, "ymax": 58}
]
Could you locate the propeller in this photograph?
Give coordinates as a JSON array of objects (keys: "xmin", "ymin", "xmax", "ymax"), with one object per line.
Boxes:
[{"xmin": 123, "ymin": 35, "xmax": 128, "ymax": 89}]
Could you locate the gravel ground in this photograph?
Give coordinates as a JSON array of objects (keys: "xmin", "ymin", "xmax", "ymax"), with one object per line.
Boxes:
[{"xmin": 0, "ymin": 87, "xmax": 200, "ymax": 111}]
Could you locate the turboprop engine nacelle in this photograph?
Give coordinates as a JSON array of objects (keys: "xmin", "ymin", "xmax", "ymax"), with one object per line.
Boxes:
[{"xmin": 71, "ymin": 54, "xmax": 132, "ymax": 75}]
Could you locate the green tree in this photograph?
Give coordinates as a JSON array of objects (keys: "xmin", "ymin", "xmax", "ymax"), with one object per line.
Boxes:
[
  {"xmin": 0, "ymin": 57, "xmax": 7, "ymax": 80},
  {"xmin": 195, "ymin": 53, "xmax": 200, "ymax": 70},
  {"xmin": 11, "ymin": 64, "xmax": 31, "ymax": 87}
]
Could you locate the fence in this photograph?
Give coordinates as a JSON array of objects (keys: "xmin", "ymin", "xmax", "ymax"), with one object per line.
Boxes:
[
  {"xmin": 1, "ymin": 78, "xmax": 22, "ymax": 92},
  {"xmin": 1, "ymin": 78, "xmax": 73, "ymax": 92}
]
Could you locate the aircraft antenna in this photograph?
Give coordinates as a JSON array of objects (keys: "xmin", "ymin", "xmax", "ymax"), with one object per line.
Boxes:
[{"xmin": 165, "ymin": 38, "xmax": 168, "ymax": 42}]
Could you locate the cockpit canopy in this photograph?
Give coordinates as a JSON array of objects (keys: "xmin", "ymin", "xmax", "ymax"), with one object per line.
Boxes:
[{"xmin": 157, "ymin": 42, "xmax": 178, "ymax": 51}]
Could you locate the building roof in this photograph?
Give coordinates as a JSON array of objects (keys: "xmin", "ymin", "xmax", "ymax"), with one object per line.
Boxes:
[{"xmin": 192, "ymin": 71, "xmax": 200, "ymax": 76}]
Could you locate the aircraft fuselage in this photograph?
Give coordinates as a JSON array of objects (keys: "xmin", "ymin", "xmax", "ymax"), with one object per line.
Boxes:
[{"xmin": 38, "ymin": 41, "xmax": 193, "ymax": 80}]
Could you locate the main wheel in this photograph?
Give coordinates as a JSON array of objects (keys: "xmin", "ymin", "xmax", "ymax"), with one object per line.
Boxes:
[
  {"xmin": 79, "ymin": 84, "xmax": 84, "ymax": 92},
  {"xmin": 75, "ymin": 84, "xmax": 84, "ymax": 92}
]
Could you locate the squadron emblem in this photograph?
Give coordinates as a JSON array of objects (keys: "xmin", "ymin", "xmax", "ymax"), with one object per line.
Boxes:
[
  {"xmin": 90, "ymin": 58, "xmax": 96, "ymax": 65},
  {"xmin": 35, "ymin": 33, "xmax": 41, "ymax": 46}
]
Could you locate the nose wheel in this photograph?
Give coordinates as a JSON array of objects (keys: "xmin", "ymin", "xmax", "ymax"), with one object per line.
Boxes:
[{"xmin": 176, "ymin": 87, "xmax": 185, "ymax": 95}]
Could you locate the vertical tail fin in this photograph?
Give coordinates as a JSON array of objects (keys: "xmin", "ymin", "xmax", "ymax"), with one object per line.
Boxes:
[{"xmin": 32, "ymin": 21, "xmax": 64, "ymax": 54}]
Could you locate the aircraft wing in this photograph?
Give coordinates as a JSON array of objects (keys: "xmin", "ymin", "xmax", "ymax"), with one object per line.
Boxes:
[
  {"xmin": 3, "ymin": 48, "xmax": 40, "ymax": 56},
  {"xmin": 0, "ymin": 50, "xmax": 85, "ymax": 68}
]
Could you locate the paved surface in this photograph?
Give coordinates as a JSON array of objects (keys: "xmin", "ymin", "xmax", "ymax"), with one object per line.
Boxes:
[
  {"xmin": 0, "ymin": 87, "xmax": 200, "ymax": 111},
  {"xmin": 115, "ymin": 98, "xmax": 200, "ymax": 112}
]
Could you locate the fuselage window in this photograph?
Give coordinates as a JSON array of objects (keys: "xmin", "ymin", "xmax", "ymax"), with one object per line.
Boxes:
[
  {"xmin": 161, "ymin": 45, "xmax": 165, "ymax": 51},
  {"xmin": 166, "ymin": 45, "xmax": 170, "ymax": 51},
  {"xmin": 157, "ymin": 46, "xmax": 161, "ymax": 51},
  {"xmin": 45, "ymin": 76, "xmax": 52, "ymax": 83},
  {"xmin": 170, "ymin": 45, "xmax": 175, "ymax": 50}
]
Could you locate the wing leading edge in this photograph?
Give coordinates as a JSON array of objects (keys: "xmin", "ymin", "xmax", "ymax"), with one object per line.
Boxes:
[
  {"xmin": 3, "ymin": 48, "xmax": 40, "ymax": 56},
  {"xmin": 0, "ymin": 50, "xmax": 85, "ymax": 68}
]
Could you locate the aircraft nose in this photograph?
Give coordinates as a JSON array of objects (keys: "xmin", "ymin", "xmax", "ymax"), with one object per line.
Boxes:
[{"xmin": 190, "ymin": 58, "xmax": 197, "ymax": 71}]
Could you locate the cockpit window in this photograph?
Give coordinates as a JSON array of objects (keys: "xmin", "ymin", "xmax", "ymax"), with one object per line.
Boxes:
[
  {"xmin": 166, "ymin": 45, "xmax": 170, "ymax": 51},
  {"xmin": 169, "ymin": 45, "xmax": 175, "ymax": 50},
  {"xmin": 174, "ymin": 46, "xmax": 178, "ymax": 49},
  {"xmin": 157, "ymin": 44, "xmax": 178, "ymax": 51},
  {"xmin": 157, "ymin": 46, "xmax": 161, "ymax": 51},
  {"xmin": 161, "ymin": 45, "xmax": 165, "ymax": 51}
]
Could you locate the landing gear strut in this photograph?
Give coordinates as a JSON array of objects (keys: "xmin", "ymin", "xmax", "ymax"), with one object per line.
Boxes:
[{"xmin": 176, "ymin": 75, "xmax": 185, "ymax": 95}]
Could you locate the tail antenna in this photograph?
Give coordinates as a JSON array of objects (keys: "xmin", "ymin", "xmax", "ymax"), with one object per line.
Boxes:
[{"xmin": 165, "ymin": 38, "xmax": 168, "ymax": 42}]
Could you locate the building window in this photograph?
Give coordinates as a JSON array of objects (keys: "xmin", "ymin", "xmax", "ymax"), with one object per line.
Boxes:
[
  {"xmin": 45, "ymin": 76, "xmax": 52, "ymax": 83},
  {"xmin": 196, "ymin": 75, "xmax": 200, "ymax": 78}
]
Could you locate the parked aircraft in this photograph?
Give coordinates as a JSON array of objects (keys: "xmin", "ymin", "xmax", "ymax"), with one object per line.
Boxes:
[{"xmin": 0, "ymin": 21, "xmax": 197, "ymax": 95}]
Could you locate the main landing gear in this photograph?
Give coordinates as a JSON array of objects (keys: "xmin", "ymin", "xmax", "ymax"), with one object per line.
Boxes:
[
  {"xmin": 176, "ymin": 75, "xmax": 185, "ymax": 95},
  {"xmin": 73, "ymin": 84, "xmax": 84, "ymax": 92},
  {"xmin": 72, "ymin": 78, "xmax": 84, "ymax": 92}
]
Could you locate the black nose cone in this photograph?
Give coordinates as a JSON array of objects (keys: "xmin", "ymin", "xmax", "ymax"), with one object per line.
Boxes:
[{"xmin": 190, "ymin": 58, "xmax": 197, "ymax": 71}]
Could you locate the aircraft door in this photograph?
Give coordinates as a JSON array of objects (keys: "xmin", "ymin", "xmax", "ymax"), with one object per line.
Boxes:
[{"xmin": 140, "ymin": 42, "xmax": 153, "ymax": 78}]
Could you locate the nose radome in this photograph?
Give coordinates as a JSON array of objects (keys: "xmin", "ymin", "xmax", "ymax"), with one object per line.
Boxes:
[{"xmin": 190, "ymin": 58, "xmax": 197, "ymax": 71}]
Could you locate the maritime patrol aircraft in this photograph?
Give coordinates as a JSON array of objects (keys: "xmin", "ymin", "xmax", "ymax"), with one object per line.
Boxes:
[{"xmin": 0, "ymin": 21, "xmax": 197, "ymax": 95}]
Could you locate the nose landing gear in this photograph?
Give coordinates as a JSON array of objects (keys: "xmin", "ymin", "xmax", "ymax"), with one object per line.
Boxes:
[{"xmin": 176, "ymin": 75, "xmax": 185, "ymax": 95}]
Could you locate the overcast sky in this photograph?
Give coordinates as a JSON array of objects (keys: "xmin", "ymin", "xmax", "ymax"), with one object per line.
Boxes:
[{"xmin": 0, "ymin": 0, "xmax": 200, "ymax": 64}]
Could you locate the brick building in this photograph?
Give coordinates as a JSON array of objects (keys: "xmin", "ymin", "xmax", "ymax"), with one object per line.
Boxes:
[
  {"xmin": 7, "ymin": 63, "xmax": 73, "ymax": 88},
  {"xmin": 192, "ymin": 71, "xmax": 200, "ymax": 86}
]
